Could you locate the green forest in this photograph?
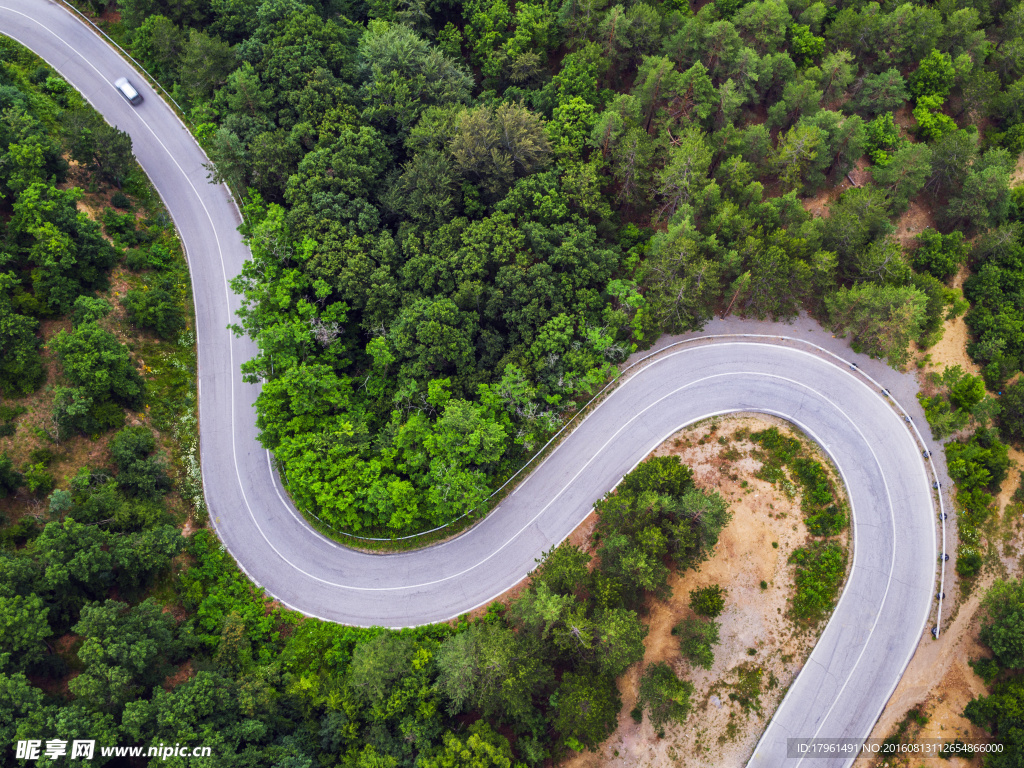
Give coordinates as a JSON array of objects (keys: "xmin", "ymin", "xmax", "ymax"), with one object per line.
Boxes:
[{"xmin": 77, "ymin": 0, "xmax": 1024, "ymax": 539}]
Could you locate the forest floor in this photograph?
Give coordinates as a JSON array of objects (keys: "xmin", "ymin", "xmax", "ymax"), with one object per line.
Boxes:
[{"xmin": 562, "ymin": 414, "xmax": 850, "ymax": 768}]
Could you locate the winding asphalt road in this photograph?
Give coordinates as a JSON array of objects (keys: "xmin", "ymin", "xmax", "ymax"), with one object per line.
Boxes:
[{"xmin": 1, "ymin": 3, "xmax": 940, "ymax": 764}]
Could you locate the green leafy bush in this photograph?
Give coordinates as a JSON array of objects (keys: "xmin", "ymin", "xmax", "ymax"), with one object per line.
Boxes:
[
  {"xmin": 49, "ymin": 323, "xmax": 145, "ymax": 409},
  {"xmin": 637, "ymin": 662, "xmax": 694, "ymax": 729},
  {"xmin": 616, "ymin": 455, "xmax": 694, "ymax": 498},
  {"xmin": 909, "ymin": 49, "xmax": 955, "ymax": 100},
  {"xmin": 0, "ymin": 453, "xmax": 23, "ymax": 499},
  {"xmin": 914, "ymin": 96, "xmax": 957, "ymax": 142},
  {"xmin": 912, "ymin": 229, "xmax": 967, "ymax": 282},
  {"xmin": 110, "ymin": 190, "xmax": 132, "ymax": 209},
  {"xmin": 674, "ymin": 616, "xmax": 720, "ymax": 669},
  {"xmin": 999, "ymin": 380, "xmax": 1024, "ymax": 445},
  {"xmin": 793, "ymin": 458, "xmax": 832, "ymax": 507},
  {"xmin": 594, "ymin": 458, "xmax": 730, "ymax": 609},
  {"xmin": 71, "ymin": 295, "xmax": 113, "ymax": 327},
  {"xmin": 22, "ymin": 463, "xmax": 55, "ymax": 498},
  {"xmin": 968, "ymin": 656, "xmax": 999, "ymax": 685},
  {"xmin": 689, "ymin": 585, "xmax": 726, "ymax": 618},
  {"xmin": 122, "ymin": 277, "xmax": 186, "ymax": 340},
  {"xmin": 788, "ymin": 541, "xmax": 846, "ymax": 621},
  {"xmin": 805, "ymin": 504, "xmax": 848, "ymax": 537},
  {"xmin": 110, "ymin": 426, "xmax": 170, "ymax": 498},
  {"xmin": 956, "ymin": 550, "xmax": 983, "ymax": 577},
  {"xmin": 750, "ymin": 428, "xmax": 801, "ymax": 463},
  {"xmin": 551, "ymin": 673, "xmax": 621, "ymax": 751},
  {"xmin": 865, "ymin": 113, "xmax": 904, "ymax": 166}
]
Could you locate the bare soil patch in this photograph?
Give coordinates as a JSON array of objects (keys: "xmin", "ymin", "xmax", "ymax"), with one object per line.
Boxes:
[
  {"xmin": 563, "ymin": 415, "xmax": 850, "ymax": 768},
  {"xmin": 1011, "ymin": 152, "xmax": 1024, "ymax": 187},
  {"xmin": 914, "ymin": 265, "xmax": 981, "ymax": 378},
  {"xmin": 163, "ymin": 660, "xmax": 195, "ymax": 690},
  {"xmin": 894, "ymin": 199, "xmax": 935, "ymax": 249}
]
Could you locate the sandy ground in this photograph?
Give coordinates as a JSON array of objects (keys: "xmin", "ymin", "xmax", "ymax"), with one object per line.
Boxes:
[
  {"xmin": 912, "ymin": 264, "xmax": 982, "ymax": 377},
  {"xmin": 564, "ymin": 415, "xmax": 850, "ymax": 768},
  {"xmin": 1011, "ymin": 152, "xmax": 1024, "ymax": 187},
  {"xmin": 894, "ymin": 199, "xmax": 935, "ymax": 249}
]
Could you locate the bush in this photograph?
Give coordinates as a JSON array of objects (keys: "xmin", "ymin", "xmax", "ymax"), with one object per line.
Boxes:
[
  {"xmin": 999, "ymin": 380, "xmax": 1024, "ymax": 445},
  {"xmin": 909, "ymin": 49, "xmax": 955, "ymax": 100},
  {"xmin": 793, "ymin": 458, "xmax": 832, "ymax": 507},
  {"xmin": 749, "ymin": 427, "xmax": 800, "ymax": 463},
  {"xmin": 530, "ymin": 542, "xmax": 591, "ymax": 597},
  {"xmin": 124, "ymin": 243, "xmax": 176, "ymax": 272},
  {"xmin": 956, "ymin": 550, "xmax": 983, "ymax": 577},
  {"xmin": 48, "ymin": 489, "xmax": 72, "ymax": 517},
  {"xmin": 964, "ymin": 677, "xmax": 1024, "ymax": 760},
  {"xmin": 950, "ymin": 373, "xmax": 986, "ymax": 411},
  {"xmin": 689, "ymin": 585, "xmax": 726, "ymax": 618},
  {"xmin": 71, "ymin": 295, "xmax": 113, "ymax": 327},
  {"xmin": 948, "ymin": 428, "xmax": 1010, "ymax": 495},
  {"xmin": 110, "ymin": 426, "xmax": 170, "ymax": 498},
  {"xmin": 865, "ymin": 112, "xmax": 904, "ymax": 166},
  {"xmin": 0, "ymin": 306, "xmax": 45, "ymax": 397},
  {"xmin": 102, "ymin": 207, "xmax": 144, "ymax": 246},
  {"xmin": 674, "ymin": 616, "xmax": 720, "ymax": 669},
  {"xmin": 0, "ymin": 405, "xmax": 27, "ymax": 422},
  {"xmin": 616, "ymin": 455, "xmax": 694, "ymax": 498},
  {"xmin": 122, "ymin": 277, "xmax": 185, "ymax": 340},
  {"xmin": 912, "ymin": 229, "xmax": 966, "ymax": 282},
  {"xmin": 969, "ymin": 656, "xmax": 999, "ymax": 685},
  {"xmin": 789, "ymin": 541, "xmax": 846, "ymax": 621},
  {"xmin": 110, "ymin": 191, "xmax": 132, "ymax": 209},
  {"xmin": 0, "ymin": 405, "xmax": 24, "ymax": 438},
  {"xmin": 594, "ymin": 462, "xmax": 730, "ymax": 608},
  {"xmin": 805, "ymin": 504, "xmax": 848, "ymax": 537},
  {"xmin": 0, "ymin": 453, "xmax": 23, "ymax": 498},
  {"xmin": 914, "ymin": 96, "xmax": 957, "ymax": 142},
  {"xmin": 49, "ymin": 322, "xmax": 145, "ymax": 409},
  {"xmin": 551, "ymin": 673, "xmax": 621, "ymax": 751},
  {"xmin": 0, "ymin": 517, "xmax": 40, "ymax": 548},
  {"xmin": 23, "ymin": 463, "xmax": 55, "ymax": 498},
  {"xmin": 979, "ymin": 579, "xmax": 1024, "ymax": 670},
  {"xmin": 637, "ymin": 662, "xmax": 694, "ymax": 729}
]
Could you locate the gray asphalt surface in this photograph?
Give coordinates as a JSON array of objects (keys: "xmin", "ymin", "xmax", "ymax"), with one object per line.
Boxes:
[{"xmin": 2, "ymin": 5, "xmax": 939, "ymax": 765}]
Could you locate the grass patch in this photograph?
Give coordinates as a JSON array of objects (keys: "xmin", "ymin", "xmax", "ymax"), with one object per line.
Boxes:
[{"xmin": 726, "ymin": 664, "xmax": 765, "ymax": 714}]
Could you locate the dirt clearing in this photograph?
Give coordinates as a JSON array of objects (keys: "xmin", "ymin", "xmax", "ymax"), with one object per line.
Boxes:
[{"xmin": 564, "ymin": 414, "xmax": 850, "ymax": 768}]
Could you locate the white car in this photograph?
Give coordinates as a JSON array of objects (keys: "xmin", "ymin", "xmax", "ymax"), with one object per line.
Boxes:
[{"xmin": 114, "ymin": 77, "xmax": 142, "ymax": 105}]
